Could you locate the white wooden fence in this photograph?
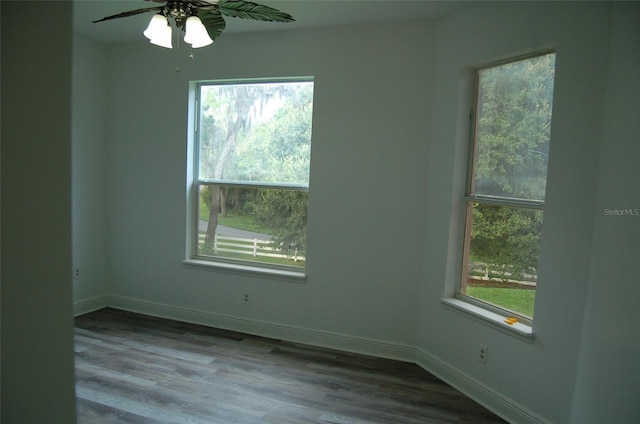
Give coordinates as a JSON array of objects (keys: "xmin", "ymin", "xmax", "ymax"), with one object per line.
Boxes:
[
  {"xmin": 199, "ymin": 233, "xmax": 303, "ymax": 262},
  {"xmin": 468, "ymin": 262, "xmax": 537, "ymax": 285}
]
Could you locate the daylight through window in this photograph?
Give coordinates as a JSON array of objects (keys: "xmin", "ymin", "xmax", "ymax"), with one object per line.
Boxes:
[
  {"xmin": 460, "ymin": 52, "xmax": 556, "ymax": 322},
  {"xmin": 193, "ymin": 79, "xmax": 314, "ymax": 270}
]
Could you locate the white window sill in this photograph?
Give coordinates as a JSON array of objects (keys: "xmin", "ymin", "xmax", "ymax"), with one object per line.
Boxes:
[
  {"xmin": 182, "ymin": 258, "xmax": 307, "ymax": 282},
  {"xmin": 440, "ymin": 298, "xmax": 534, "ymax": 343}
]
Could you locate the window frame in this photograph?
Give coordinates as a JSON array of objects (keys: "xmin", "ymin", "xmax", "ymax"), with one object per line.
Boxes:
[
  {"xmin": 456, "ymin": 50, "xmax": 556, "ymax": 327},
  {"xmin": 184, "ymin": 77, "xmax": 314, "ymax": 279}
]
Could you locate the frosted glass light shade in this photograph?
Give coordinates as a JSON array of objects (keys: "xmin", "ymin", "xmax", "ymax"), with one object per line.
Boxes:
[
  {"xmin": 184, "ymin": 16, "xmax": 213, "ymax": 48},
  {"xmin": 143, "ymin": 14, "xmax": 168, "ymax": 40},
  {"xmin": 144, "ymin": 14, "xmax": 172, "ymax": 49},
  {"xmin": 149, "ymin": 23, "xmax": 173, "ymax": 49}
]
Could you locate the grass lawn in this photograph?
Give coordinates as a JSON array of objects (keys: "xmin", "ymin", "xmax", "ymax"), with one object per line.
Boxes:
[
  {"xmin": 199, "ymin": 198, "xmax": 271, "ymax": 234},
  {"xmin": 218, "ymin": 213, "xmax": 271, "ymax": 234},
  {"xmin": 466, "ymin": 286, "xmax": 535, "ymax": 318}
]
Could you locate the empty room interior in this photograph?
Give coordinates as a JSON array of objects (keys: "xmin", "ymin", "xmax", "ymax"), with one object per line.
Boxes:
[{"xmin": 1, "ymin": 1, "xmax": 639, "ymax": 423}]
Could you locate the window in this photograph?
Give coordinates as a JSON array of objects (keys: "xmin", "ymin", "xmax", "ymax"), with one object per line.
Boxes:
[
  {"xmin": 191, "ymin": 78, "xmax": 314, "ymax": 272},
  {"xmin": 459, "ymin": 52, "xmax": 556, "ymax": 323}
]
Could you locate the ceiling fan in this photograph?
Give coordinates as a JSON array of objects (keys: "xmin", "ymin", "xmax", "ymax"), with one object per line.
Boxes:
[{"xmin": 93, "ymin": 0, "xmax": 294, "ymax": 49}]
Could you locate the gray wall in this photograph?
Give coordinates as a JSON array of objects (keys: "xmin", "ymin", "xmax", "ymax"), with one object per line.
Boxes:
[
  {"xmin": 570, "ymin": 3, "xmax": 640, "ymax": 423},
  {"xmin": 1, "ymin": 1, "xmax": 77, "ymax": 422},
  {"xmin": 66, "ymin": 2, "xmax": 638, "ymax": 424},
  {"xmin": 72, "ymin": 36, "xmax": 109, "ymax": 313},
  {"xmin": 419, "ymin": 2, "xmax": 612, "ymax": 423},
  {"xmin": 91, "ymin": 21, "xmax": 435, "ymax": 355}
]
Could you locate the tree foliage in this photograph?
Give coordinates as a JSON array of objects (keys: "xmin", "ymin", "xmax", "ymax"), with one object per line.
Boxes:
[
  {"xmin": 234, "ymin": 85, "xmax": 312, "ymax": 185},
  {"xmin": 197, "ymin": 81, "xmax": 313, "ymax": 259},
  {"xmin": 470, "ymin": 53, "xmax": 555, "ymax": 280},
  {"xmin": 238, "ymin": 86, "xmax": 312, "ymax": 257},
  {"xmin": 251, "ymin": 189, "xmax": 308, "ymax": 257},
  {"xmin": 470, "ymin": 204, "xmax": 543, "ymax": 280},
  {"xmin": 199, "ymin": 84, "xmax": 264, "ymax": 244}
]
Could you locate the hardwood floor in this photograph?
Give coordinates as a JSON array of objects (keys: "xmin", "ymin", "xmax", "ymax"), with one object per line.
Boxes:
[{"xmin": 75, "ymin": 308, "xmax": 506, "ymax": 424}]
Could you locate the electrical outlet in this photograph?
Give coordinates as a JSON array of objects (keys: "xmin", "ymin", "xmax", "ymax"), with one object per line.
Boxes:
[
  {"xmin": 479, "ymin": 345, "xmax": 488, "ymax": 364},
  {"xmin": 243, "ymin": 293, "xmax": 250, "ymax": 305},
  {"xmin": 74, "ymin": 267, "xmax": 80, "ymax": 279}
]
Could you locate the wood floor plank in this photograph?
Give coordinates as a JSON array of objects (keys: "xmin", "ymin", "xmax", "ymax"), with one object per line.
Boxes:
[{"xmin": 75, "ymin": 308, "xmax": 506, "ymax": 424}]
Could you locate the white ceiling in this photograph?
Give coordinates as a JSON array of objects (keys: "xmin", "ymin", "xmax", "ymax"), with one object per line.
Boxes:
[{"xmin": 74, "ymin": 0, "xmax": 473, "ymax": 44}]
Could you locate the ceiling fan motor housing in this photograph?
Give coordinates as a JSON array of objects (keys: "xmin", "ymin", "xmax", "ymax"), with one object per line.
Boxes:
[{"xmin": 166, "ymin": 2, "xmax": 201, "ymax": 27}]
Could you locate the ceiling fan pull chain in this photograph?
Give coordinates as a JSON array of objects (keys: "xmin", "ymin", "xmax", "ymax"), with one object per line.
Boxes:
[{"xmin": 175, "ymin": 21, "xmax": 181, "ymax": 73}]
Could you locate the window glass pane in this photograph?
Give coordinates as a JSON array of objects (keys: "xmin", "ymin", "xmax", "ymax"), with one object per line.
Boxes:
[
  {"xmin": 462, "ymin": 203, "xmax": 542, "ymax": 318},
  {"xmin": 197, "ymin": 185, "xmax": 307, "ymax": 268},
  {"xmin": 197, "ymin": 81, "xmax": 314, "ymax": 186},
  {"xmin": 474, "ymin": 53, "xmax": 555, "ymax": 201}
]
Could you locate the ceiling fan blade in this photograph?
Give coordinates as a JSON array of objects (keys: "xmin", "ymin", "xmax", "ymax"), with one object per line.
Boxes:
[
  {"xmin": 197, "ymin": 9, "xmax": 227, "ymax": 40},
  {"xmin": 218, "ymin": 0, "xmax": 294, "ymax": 23},
  {"xmin": 92, "ymin": 6, "xmax": 163, "ymax": 24},
  {"xmin": 194, "ymin": 4, "xmax": 220, "ymax": 12},
  {"xmin": 189, "ymin": 0, "xmax": 221, "ymax": 7}
]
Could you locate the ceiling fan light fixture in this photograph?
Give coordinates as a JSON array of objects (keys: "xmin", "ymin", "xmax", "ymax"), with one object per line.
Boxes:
[
  {"xmin": 94, "ymin": 0, "xmax": 295, "ymax": 52},
  {"xmin": 184, "ymin": 16, "xmax": 213, "ymax": 48}
]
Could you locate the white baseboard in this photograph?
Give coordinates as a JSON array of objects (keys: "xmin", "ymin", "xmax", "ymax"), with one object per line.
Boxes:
[
  {"xmin": 106, "ymin": 295, "xmax": 416, "ymax": 363},
  {"xmin": 415, "ymin": 348, "xmax": 549, "ymax": 424},
  {"xmin": 73, "ymin": 295, "xmax": 109, "ymax": 317}
]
